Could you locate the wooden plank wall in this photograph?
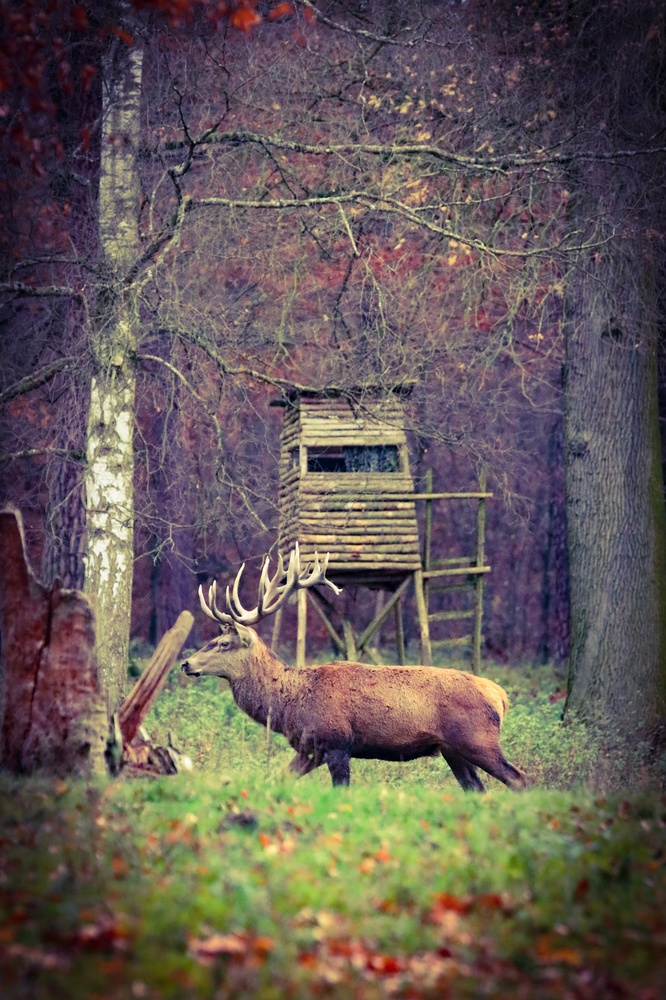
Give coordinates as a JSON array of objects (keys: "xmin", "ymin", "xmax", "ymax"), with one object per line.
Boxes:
[{"xmin": 277, "ymin": 395, "xmax": 422, "ymax": 575}]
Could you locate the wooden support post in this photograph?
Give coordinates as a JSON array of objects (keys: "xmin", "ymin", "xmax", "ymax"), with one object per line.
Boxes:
[
  {"xmin": 472, "ymin": 465, "xmax": 487, "ymax": 674},
  {"xmin": 296, "ymin": 587, "xmax": 307, "ymax": 668},
  {"xmin": 369, "ymin": 591, "xmax": 385, "ymax": 655},
  {"xmin": 422, "ymin": 469, "xmax": 433, "ymax": 619},
  {"xmin": 306, "ymin": 590, "xmax": 345, "ymax": 652},
  {"xmin": 394, "ymin": 597, "xmax": 405, "ymax": 664},
  {"xmin": 414, "ymin": 567, "xmax": 432, "ymax": 666},
  {"xmin": 270, "ymin": 606, "xmax": 283, "ymax": 653},
  {"xmin": 342, "ymin": 619, "xmax": 357, "ymax": 661},
  {"xmin": 356, "ymin": 575, "xmax": 411, "ymax": 651}
]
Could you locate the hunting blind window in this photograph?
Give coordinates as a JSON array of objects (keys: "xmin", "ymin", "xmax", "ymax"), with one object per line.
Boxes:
[{"xmin": 306, "ymin": 445, "xmax": 400, "ymax": 474}]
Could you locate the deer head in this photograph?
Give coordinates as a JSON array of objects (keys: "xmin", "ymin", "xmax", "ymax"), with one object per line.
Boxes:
[{"xmin": 181, "ymin": 545, "xmax": 341, "ymax": 680}]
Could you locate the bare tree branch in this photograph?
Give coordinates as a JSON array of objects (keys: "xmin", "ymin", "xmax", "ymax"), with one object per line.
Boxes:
[
  {"xmin": 163, "ymin": 128, "xmax": 666, "ymax": 174},
  {"xmin": 139, "ymin": 351, "xmax": 225, "ymax": 451},
  {"xmin": 297, "ymin": 0, "xmax": 425, "ymax": 48},
  {"xmin": 126, "ymin": 195, "xmax": 193, "ymax": 284},
  {"xmin": 172, "ymin": 331, "xmax": 361, "ymax": 398},
  {"xmin": 0, "ymin": 282, "xmax": 83, "ymax": 301},
  {"xmin": 192, "ymin": 190, "xmax": 611, "ymax": 258},
  {"xmin": 0, "ymin": 357, "xmax": 78, "ymax": 406},
  {"xmin": 0, "ymin": 448, "xmax": 83, "ymax": 464},
  {"xmin": 164, "ymin": 129, "xmax": 510, "ymax": 173}
]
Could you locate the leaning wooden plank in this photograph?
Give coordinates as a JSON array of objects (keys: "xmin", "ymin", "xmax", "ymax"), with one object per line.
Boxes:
[{"xmin": 118, "ymin": 610, "xmax": 194, "ymax": 745}]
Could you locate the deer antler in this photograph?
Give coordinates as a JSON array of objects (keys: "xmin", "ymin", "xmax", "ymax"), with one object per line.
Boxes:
[
  {"xmin": 198, "ymin": 544, "xmax": 342, "ymax": 627},
  {"xmin": 198, "ymin": 580, "xmax": 233, "ymax": 624}
]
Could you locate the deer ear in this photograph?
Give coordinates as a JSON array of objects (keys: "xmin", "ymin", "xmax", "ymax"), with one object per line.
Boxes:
[{"xmin": 235, "ymin": 623, "xmax": 254, "ymax": 647}]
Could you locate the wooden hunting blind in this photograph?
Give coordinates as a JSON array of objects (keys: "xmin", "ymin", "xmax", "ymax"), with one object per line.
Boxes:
[
  {"xmin": 271, "ymin": 388, "xmax": 431, "ymax": 666},
  {"xmin": 276, "ymin": 389, "xmax": 422, "ymax": 580}
]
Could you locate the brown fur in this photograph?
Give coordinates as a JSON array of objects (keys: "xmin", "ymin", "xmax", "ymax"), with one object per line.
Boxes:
[{"xmin": 181, "ymin": 624, "xmax": 527, "ymax": 791}]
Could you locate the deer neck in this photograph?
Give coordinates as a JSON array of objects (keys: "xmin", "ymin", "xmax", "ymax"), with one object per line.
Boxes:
[{"xmin": 229, "ymin": 635, "xmax": 292, "ymax": 730}]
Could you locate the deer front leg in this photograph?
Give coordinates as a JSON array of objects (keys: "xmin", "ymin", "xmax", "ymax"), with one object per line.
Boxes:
[
  {"xmin": 325, "ymin": 748, "xmax": 351, "ymax": 786},
  {"xmin": 289, "ymin": 751, "xmax": 318, "ymax": 777}
]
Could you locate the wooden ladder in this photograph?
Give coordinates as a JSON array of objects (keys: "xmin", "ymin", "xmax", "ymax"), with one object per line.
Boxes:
[{"xmin": 420, "ymin": 468, "xmax": 491, "ymax": 672}]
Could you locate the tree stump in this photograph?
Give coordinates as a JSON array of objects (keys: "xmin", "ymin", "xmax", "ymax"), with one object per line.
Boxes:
[
  {"xmin": 0, "ymin": 508, "xmax": 196, "ymax": 778},
  {"xmin": 0, "ymin": 507, "xmax": 107, "ymax": 776}
]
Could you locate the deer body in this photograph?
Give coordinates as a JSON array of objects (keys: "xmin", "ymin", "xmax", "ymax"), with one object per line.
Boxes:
[{"xmin": 181, "ymin": 624, "xmax": 526, "ymax": 791}]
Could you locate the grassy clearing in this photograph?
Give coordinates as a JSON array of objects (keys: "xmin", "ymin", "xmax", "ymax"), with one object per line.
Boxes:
[
  {"xmin": 146, "ymin": 657, "xmax": 664, "ymax": 794},
  {"xmin": 1, "ymin": 659, "xmax": 665, "ymax": 999}
]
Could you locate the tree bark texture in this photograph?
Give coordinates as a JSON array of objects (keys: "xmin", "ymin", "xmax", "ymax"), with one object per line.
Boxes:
[
  {"xmin": 0, "ymin": 508, "xmax": 107, "ymax": 775},
  {"xmin": 564, "ymin": 236, "xmax": 666, "ymax": 742},
  {"xmin": 42, "ymin": 458, "xmax": 86, "ymax": 590},
  {"xmin": 83, "ymin": 42, "xmax": 143, "ymax": 713}
]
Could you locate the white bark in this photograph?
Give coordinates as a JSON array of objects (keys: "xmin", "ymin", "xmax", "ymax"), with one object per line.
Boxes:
[{"xmin": 84, "ymin": 43, "xmax": 143, "ymax": 712}]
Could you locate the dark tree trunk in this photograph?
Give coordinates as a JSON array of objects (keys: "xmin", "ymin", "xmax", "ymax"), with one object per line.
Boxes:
[
  {"xmin": 41, "ymin": 458, "xmax": 86, "ymax": 590},
  {"xmin": 539, "ymin": 417, "xmax": 569, "ymax": 667},
  {"xmin": 563, "ymin": 236, "xmax": 666, "ymax": 741}
]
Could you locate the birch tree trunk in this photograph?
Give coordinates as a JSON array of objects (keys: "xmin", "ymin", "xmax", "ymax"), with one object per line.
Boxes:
[
  {"xmin": 83, "ymin": 42, "xmax": 143, "ymax": 713},
  {"xmin": 563, "ymin": 217, "xmax": 666, "ymax": 742}
]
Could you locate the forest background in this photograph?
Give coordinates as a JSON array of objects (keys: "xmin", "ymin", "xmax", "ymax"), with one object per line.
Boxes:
[{"xmin": 1, "ymin": 0, "xmax": 665, "ymax": 743}]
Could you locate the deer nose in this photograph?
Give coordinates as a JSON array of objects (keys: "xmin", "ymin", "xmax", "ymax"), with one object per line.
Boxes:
[{"xmin": 181, "ymin": 661, "xmax": 192, "ymax": 675}]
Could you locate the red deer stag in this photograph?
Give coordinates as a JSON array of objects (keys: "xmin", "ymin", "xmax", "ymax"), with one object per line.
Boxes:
[{"xmin": 181, "ymin": 547, "xmax": 526, "ymax": 791}]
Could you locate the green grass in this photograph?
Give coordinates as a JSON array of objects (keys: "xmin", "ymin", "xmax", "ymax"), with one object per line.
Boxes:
[{"xmin": 1, "ymin": 658, "xmax": 665, "ymax": 998}]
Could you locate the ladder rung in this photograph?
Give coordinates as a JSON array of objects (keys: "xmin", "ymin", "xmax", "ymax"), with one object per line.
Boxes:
[
  {"xmin": 413, "ymin": 492, "xmax": 493, "ymax": 500},
  {"xmin": 428, "ymin": 610, "xmax": 476, "ymax": 622},
  {"xmin": 431, "ymin": 636, "xmax": 473, "ymax": 647},
  {"xmin": 423, "ymin": 566, "xmax": 490, "ymax": 579},
  {"xmin": 426, "ymin": 582, "xmax": 472, "ymax": 593},
  {"xmin": 430, "ymin": 557, "xmax": 473, "ymax": 566}
]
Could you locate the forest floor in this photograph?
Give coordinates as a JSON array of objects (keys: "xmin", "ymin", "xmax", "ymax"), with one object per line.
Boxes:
[{"xmin": 0, "ymin": 658, "xmax": 664, "ymax": 999}]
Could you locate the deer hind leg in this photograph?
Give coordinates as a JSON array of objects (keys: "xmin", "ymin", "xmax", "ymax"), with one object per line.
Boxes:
[
  {"xmin": 442, "ymin": 751, "xmax": 486, "ymax": 792},
  {"xmin": 466, "ymin": 746, "xmax": 527, "ymax": 790},
  {"xmin": 324, "ymin": 748, "xmax": 351, "ymax": 786}
]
